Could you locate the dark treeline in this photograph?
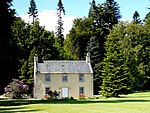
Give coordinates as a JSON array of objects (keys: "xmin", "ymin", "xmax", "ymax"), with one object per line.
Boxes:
[{"xmin": 0, "ymin": 0, "xmax": 150, "ymax": 97}]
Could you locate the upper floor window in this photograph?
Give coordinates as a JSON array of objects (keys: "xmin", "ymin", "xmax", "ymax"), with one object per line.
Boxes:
[
  {"xmin": 79, "ymin": 74, "xmax": 84, "ymax": 82},
  {"xmin": 45, "ymin": 74, "xmax": 51, "ymax": 83},
  {"xmin": 62, "ymin": 73, "xmax": 68, "ymax": 83}
]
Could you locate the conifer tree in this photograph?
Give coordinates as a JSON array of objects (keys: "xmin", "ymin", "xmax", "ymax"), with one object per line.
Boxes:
[
  {"xmin": 133, "ymin": 11, "xmax": 141, "ymax": 24},
  {"xmin": 100, "ymin": 23, "xmax": 131, "ymax": 97},
  {"xmin": 28, "ymin": 0, "xmax": 38, "ymax": 24},
  {"xmin": 103, "ymin": 0, "xmax": 121, "ymax": 29},
  {"xmin": 56, "ymin": 0, "xmax": 65, "ymax": 46},
  {"xmin": 87, "ymin": 36, "xmax": 102, "ymax": 94},
  {"xmin": 88, "ymin": 0, "xmax": 98, "ymax": 28}
]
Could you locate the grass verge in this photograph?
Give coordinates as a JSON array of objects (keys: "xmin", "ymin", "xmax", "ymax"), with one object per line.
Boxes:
[{"xmin": 0, "ymin": 91, "xmax": 150, "ymax": 113}]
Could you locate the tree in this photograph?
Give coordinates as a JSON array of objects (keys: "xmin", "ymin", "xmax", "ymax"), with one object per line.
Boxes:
[
  {"xmin": 141, "ymin": 15, "xmax": 150, "ymax": 90},
  {"xmin": 87, "ymin": 0, "xmax": 121, "ymax": 94},
  {"xmin": 100, "ymin": 21, "xmax": 150, "ymax": 97},
  {"xmin": 133, "ymin": 11, "xmax": 141, "ymax": 24},
  {"xmin": 56, "ymin": 0, "xmax": 65, "ymax": 46},
  {"xmin": 0, "ymin": 0, "xmax": 16, "ymax": 94},
  {"xmin": 28, "ymin": 0, "xmax": 38, "ymax": 24},
  {"xmin": 87, "ymin": 36, "xmax": 102, "ymax": 94},
  {"xmin": 64, "ymin": 0, "xmax": 121, "ymax": 94},
  {"xmin": 18, "ymin": 21, "xmax": 60, "ymax": 93},
  {"xmin": 64, "ymin": 18, "xmax": 92, "ymax": 60},
  {"xmin": 103, "ymin": 0, "xmax": 121, "ymax": 29},
  {"xmin": 100, "ymin": 23, "xmax": 131, "ymax": 97},
  {"xmin": 88, "ymin": 0, "xmax": 98, "ymax": 28}
]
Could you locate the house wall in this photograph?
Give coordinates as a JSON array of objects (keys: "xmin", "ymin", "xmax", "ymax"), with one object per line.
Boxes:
[{"xmin": 34, "ymin": 73, "xmax": 93, "ymax": 99}]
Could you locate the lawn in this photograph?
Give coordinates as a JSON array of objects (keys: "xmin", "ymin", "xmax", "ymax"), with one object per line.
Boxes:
[{"xmin": 0, "ymin": 91, "xmax": 150, "ymax": 113}]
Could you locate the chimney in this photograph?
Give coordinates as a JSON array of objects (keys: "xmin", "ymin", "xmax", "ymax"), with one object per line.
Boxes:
[
  {"xmin": 34, "ymin": 54, "xmax": 38, "ymax": 62},
  {"xmin": 34, "ymin": 54, "xmax": 38, "ymax": 98},
  {"xmin": 86, "ymin": 53, "xmax": 90, "ymax": 63}
]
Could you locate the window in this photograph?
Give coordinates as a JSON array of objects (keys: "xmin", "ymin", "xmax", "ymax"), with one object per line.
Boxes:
[
  {"xmin": 45, "ymin": 87, "xmax": 50, "ymax": 94},
  {"xmin": 45, "ymin": 74, "xmax": 50, "ymax": 83},
  {"xmin": 79, "ymin": 87, "xmax": 84, "ymax": 94},
  {"xmin": 62, "ymin": 73, "xmax": 68, "ymax": 82},
  {"xmin": 79, "ymin": 74, "xmax": 84, "ymax": 82}
]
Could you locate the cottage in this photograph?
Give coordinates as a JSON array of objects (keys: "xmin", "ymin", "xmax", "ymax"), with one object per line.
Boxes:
[{"xmin": 34, "ymin": 53, "xmax": 93, "ymax": 99}]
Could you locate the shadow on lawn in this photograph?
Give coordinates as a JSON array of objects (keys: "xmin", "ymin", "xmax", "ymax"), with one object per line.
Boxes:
[
  {"xmin": 0, "ymin": 98, "xmax": 150, "ymax": 106},
  {"xmin": 0, "ymin": 106, "xmax": 40, "ymax": 113}
]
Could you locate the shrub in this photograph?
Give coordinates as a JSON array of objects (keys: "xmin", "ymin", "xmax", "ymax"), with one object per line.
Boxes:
[
  {"xmin": 4, "ymin": 79, "xmax": 29, "ymax": 99},
  {"xmin": 47, "ymin": 90, "xmax": 60, "ymax": 99}
]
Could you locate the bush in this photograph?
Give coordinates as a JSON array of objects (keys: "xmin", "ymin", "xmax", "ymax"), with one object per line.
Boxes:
[
  {"xmin": 47, "ymin": 90, "xmax": 60, "ymax": 99},
  {"xmin": 4, "ymin": 79, "xmax": 29, "ymax": 99}
]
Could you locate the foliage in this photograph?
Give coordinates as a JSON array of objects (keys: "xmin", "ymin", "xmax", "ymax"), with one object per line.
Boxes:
[
  {"xmin": 28, "ymin": 0, "xmax": 38, "ymax": 24},
  {"xmin": 64, "ymin": 0, "xmax": 121, "ymax": 95},
  {"xmin": 18, "ymin": 21, "xmax": 59, "ymax": 92},
  {"xmin": 47, "ymin": 90, "xmax": 60, "ymax": 99},
  {"xmin": 4, "ymin": 79, "xmax": 29, "ymax": 99},
  {"xmin": 64, "ymin": 18, "xmax": 92, "ymax": 60},
  {"xmin": 87, "ymin": 36, "xmax": 102, "ymax": 94},
  {"xmin": 100, "ymin": 23, "xmax": 131, "ymax": 97},
  {"xmin": 100, "ymin": 21, "xmax": 150, "ymax": 97},
  {"xmin": 133, "ymin": 11, "xmax": 141, "ymax": 24},
  {"xmin": 0, "ymin": 0, "xmax": 16, "ymax": 94},
  {"xmin": 103, "ymin": 0, "xmax": 121, "ymax": 29},
  {"xmin": 11, "ymin": 19, "xmax": 60, "ymax": 93},
  {"xmin": 56, "ymin": 0, "xmax": 65, "ymax": 46}
]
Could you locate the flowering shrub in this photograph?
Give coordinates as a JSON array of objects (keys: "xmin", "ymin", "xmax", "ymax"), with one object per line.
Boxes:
[{"xmin": 4, "ymin": 79, "xmax": 29, "ymax": 99}]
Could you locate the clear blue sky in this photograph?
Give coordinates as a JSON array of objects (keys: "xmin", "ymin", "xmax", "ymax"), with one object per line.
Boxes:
[{"xmin": 13, "ymin": 0, "xmax": 150, "ymax": 20}]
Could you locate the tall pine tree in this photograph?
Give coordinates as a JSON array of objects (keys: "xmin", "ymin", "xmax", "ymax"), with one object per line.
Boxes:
[
  {"xmin": 87, "ymin": 36, "xmax": 102, "ymax": 94},
  {"xmin": 133, "ymin": 11, "xmax": 141, "ymax": 24},
  {"xmin": 56, "ymin": 0, "xmax": 65, "ymax": 46},
  {"xmin": 28, "ymin": 0, "xmax": 38, "ymax": 24}
]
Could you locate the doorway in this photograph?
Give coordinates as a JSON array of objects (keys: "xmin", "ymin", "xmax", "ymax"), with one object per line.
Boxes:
[{"xmin": 61, "ymin": 87, "xmax": 69, "ymax": 98}]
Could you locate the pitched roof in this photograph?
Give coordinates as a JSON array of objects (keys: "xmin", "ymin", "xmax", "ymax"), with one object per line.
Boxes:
[{"xmin": 37, "ymin": 60, "xmax": 93, "ymax": 74}]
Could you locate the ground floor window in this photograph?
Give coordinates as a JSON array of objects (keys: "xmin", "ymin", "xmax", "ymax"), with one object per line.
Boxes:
[
  {"xmin": 45, "ymin": 87, "xmax": 50, "ymax": 94},
  {"xmin": 79, "ymin": 87, "xmax": 84, "ymax": 94}
]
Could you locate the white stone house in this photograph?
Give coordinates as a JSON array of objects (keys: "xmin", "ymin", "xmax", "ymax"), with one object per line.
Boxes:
[{"xmin": 34, "ymin": 53, "xmax": 93, "ymax": 99}]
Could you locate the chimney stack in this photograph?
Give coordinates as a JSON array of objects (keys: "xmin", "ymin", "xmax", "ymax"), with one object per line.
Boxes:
[
  {"xmin": 34, "ymin": 54, "xmax": 38, "ymax": 62},
  {"xmin": 86, "ymin": 53, "xmax": 90, "ymax": 63}
]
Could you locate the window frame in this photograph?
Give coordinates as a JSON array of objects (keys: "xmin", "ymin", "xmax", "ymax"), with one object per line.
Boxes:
[
  {"xmin": 62, "ymin": 73, "xmax": 68, "ymax": 83},
  {"xmin": 45, "ymin": 87, "xmax": 50, "ymax": 94},
  {"xmin": 45, "ymin": 74, "xmax": 51, "ymax": 83},
  {"xmin": 79, "ymin": 73, "xmax": 84, "ymax": 82},
  {"xmin": 79, "ymin": 87, "xmax": 84, "ymax": 94}
]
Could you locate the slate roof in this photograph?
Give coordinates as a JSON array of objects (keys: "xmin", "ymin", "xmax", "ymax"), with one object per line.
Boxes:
[{"xmin": 37, "ymin": 60, "xmax": 93, "ymax": 74}]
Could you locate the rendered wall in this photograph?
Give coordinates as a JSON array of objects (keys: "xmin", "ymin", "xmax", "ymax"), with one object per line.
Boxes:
[{"xmin": 34, "ymin": 73, "xmax": 93, "ymax": 99}]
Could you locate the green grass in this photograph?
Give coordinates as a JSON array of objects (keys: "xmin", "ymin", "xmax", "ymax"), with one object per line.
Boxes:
[{"xmin": 0, "ymin": 91, "xmax": 150, "ymax": 113}]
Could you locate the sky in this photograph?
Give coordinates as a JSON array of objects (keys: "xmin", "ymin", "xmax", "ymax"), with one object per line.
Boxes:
[{"xmin": 12, "ymin": 0, "xmax": 150, "ymax": 36}]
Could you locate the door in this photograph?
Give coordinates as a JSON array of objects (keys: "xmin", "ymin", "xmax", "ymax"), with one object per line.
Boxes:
[{"xmin": 61, "ymin": 87, "xmax": 69, "ymax": 98}]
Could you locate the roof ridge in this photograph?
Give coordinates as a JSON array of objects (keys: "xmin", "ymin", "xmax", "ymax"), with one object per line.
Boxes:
[{"xmin": 42, "ymin": 60, "xmax": 86, "ymax": 62}]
